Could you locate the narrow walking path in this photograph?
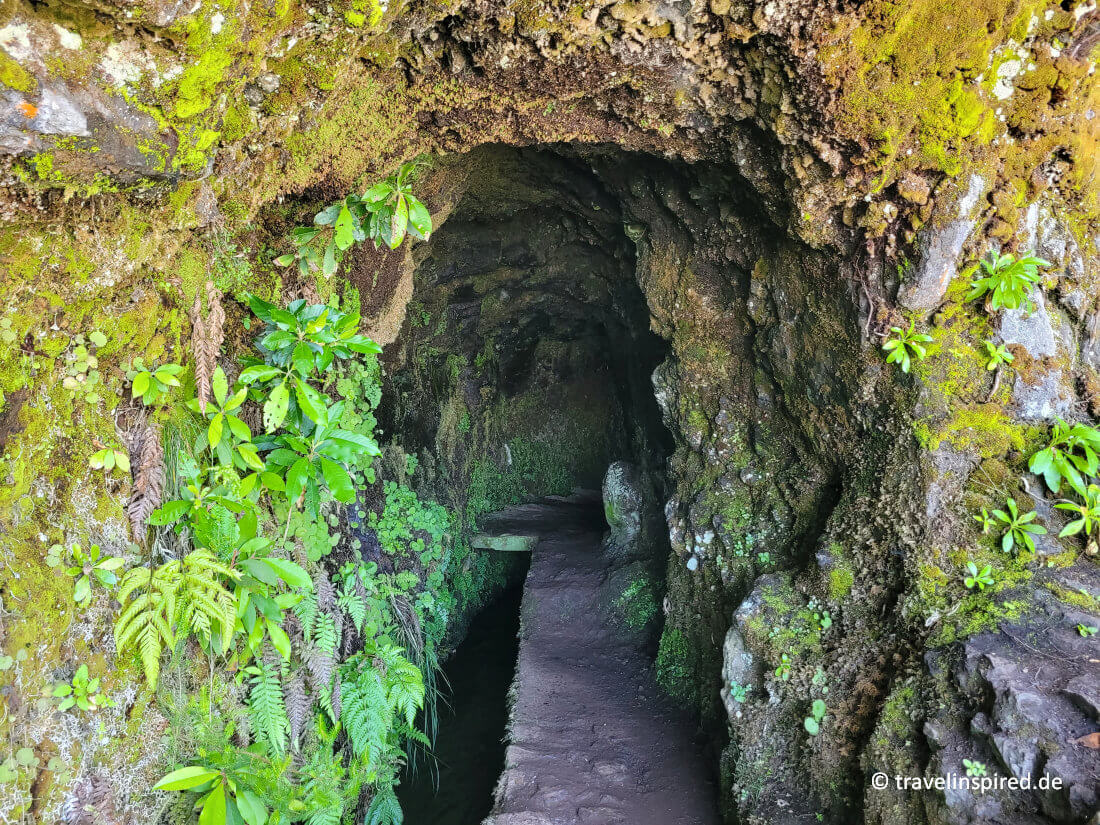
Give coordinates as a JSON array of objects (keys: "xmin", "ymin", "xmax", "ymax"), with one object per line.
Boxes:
[{"xmin": 483, "ymin": 498, "xmax": 719, "ymax": 825}]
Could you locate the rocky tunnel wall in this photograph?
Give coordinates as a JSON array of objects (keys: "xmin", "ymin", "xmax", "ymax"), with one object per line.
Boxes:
[{"xmin": 0, "ymin": 0, "xmax": 1097, "ymax": 822}]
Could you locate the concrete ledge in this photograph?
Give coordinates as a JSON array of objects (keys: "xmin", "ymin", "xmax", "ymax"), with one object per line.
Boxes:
[{"xmin": 470, "ymin": 533, "xmax": 539, "ymax": 553}]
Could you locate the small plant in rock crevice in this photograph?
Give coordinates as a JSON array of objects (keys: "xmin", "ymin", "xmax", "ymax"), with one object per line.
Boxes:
[
  {"xmin": 974, "ymin": 507, "xmax": 995, "ymax": 534},
  {"xmin": 65, "ymin": 543, "xmax": 124, "ymax": 604},
  {"xmin": 774, "ymin": 653, "xmax": 792, "ymax": 681},
  {"xmin": 882, "ymin": 320, "xmax": 932, "ymax": 374},
  {"xmin": 1055, "ymin": 483, "xmax": 1100, "ymax": 540},
  {"xmin": 88, "ymin": 446, "xmax": 130, "ymax": 475},
  {"xmin": 962, "ymin": 758, "xmax": 988, "ymax": 778},
  {"xmin": 963, "ymin": 562, "xmax": 995, "ymax": 591},
  {"xmin": 991, "ymin": 498, "xmax": 1046, "ymax": 554},
  {"xmin": 1077, "ymin": 624, "xmax": 1097, "ymax": 637},
  {"xmin": 982, "ymin": 340, "xmax": 1014, "ymax": 371},
  {"xmin": 52, "ymin": 664, "xmax": 114, "ymax": 712},
  {"xmin": 274, "ymin": 161, "xmax": 431, "ymax": 278},
  {"xmin": 803, "ymin": 699, "xmax": 827, "ymax": 736},
  {"xmin": 1028, "ymin": 418, "xmax": 1100, "ymax": 497},
  {"xmin": 127, "ymin": 359, "xmax": 184, "ymax": 406},
  {"xmin": 964, "ymin": 250, "xmax": 1051, "ymax": 312}
]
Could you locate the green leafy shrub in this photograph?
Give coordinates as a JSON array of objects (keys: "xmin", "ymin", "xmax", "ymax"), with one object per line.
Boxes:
[{"xmin": 275, "ymin": 161, "xmax": 432, "ymax": 277}]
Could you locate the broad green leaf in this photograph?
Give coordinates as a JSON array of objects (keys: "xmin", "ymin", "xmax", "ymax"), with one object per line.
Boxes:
[
  {"xmin": 132, "ymin": 372, "xmax": 151, "ymax": 398},
  {"xmin": 314, "ymin": 203, "xmax": 341, "ymax": 225},
  {"xmin": 263, "ymin": 382, "xmax": 290, "ymax": 433},
  {"xmin": 388, "ymin": 197, "xmax": 409, "ymax": 249},
  {"xmin": 330, "ymin": 429, "xmax": 381, "ymax": 456},
  {"xmin": 294, "ymin": 379, "xmax": 327, "ymax": 425},
  {"xmin": 212, "ymin": 367, "xmax": 229, "ymax": 407},
  {"xmin": 292, "ymin": 342, "xmax": 314, "ymax": 378},
  {"xmin": 238, "ymin": 365, "xmax": 281, "ymax": 384},
  {"xmin": 334, "ymin": 204, "xmax": 355, "ymax": 250},
  {"xmin": 320, "ymin": 457, "xmax": 354, "ymax": 503},
  {"xmin": 262, "ymin": 557, "xmax": 312, "ymax": 589},
  {"xmin": 237, "ymin": 443, "xmax": 265, "ymax": 471},
  {"xmin": 286, "ymin": 457, "xmax": 310, "ymax": 505},
  {"xmin": 236, "ymin": 790, "xmax": 267, "ymax": 825},
  {"xmin": 227, "ymin": 416, "xmax": 252, "ymax": 443},
  {"xmin": 407, "ymin": 195, "xmax": 432, "ymax": 240},
  {"xmin": 154, "ymin": 766, "xmax": 220, "ymax": 791},
  {"xmin": 199, "ymin": 782, "xmax": 227, "ymax": 825},
  {"xmin": 266, "ymin": 620, "xmax": 292, "ymax": 660},
  {"xmin": 241, "ymin": 558, "xmax": 280, "ymax": 586},
  {"xmin": 209, "ymin": 414, "xmax": 225, "ymax": 450}
]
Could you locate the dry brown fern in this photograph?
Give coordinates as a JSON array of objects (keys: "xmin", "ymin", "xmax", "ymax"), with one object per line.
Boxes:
[
  {"xmin": 205, "ymin": 279, "xmax": 225, "ymax": 357},
  {"xmin": 126, "ymin": 424, "xmax": 164, "ymax": 542},
  {"xmin": 190, "ymin": 290, "xmax": 209, "ymax": 413},
  {"xmin": 190, "ymin": 280, "xmax": 225, "ymax": 413}
]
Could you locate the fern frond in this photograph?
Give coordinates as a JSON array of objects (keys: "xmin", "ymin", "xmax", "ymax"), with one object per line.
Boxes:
[
  {"xmin": 292, "ymin": 589, "xmax": 319, "ymax": 637},
  {"xmin": 313, "ymin": 612, "xmax": 338, "ymax": 655},
  {"xmin": 364, "ymin": 785, "xmax": 403, "ymax": 825},
  {"xmin": 247, "ymin": 653, "xmax": 290, "ymax": 756},
  {"xmin": 341, "ymin": 668, "xmax": 389, "ymax": 767},
  {"xmin": 285, "ymin": 675, "xmax": 311, "ymax": 749}
]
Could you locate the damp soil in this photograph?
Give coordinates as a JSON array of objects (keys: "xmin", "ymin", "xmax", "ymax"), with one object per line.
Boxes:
[{"xmin": 397, "ymin": 579, "xmax": 526, "ymax": 825}]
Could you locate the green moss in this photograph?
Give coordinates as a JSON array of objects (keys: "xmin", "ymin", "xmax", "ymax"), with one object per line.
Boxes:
[
  {"xmin": 828, "ymin": 564, "xmax": 855, "ymax": 601},
  {"xmin": 656, "ymin": 627, "xmax": 695, "ymax": 702},
  {"xmin": 1045, "ymin": 582, "xmax": 1100, "ymax": 613},
  {"xmin": 819, "ymin": 0, "xmax": 1045, "ymax": 185},
  {"xmin": 0, "ymin": 51, "xmax": 36, "ymax": 94},
  {"xmin": 615, "ymin": 575, "xmax": 660, "ymax": 631}
]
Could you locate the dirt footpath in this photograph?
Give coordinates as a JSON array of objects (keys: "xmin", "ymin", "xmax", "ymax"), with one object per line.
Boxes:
[{"xmin": 483, "ymin": 499, "xmax": 719, "ymax": 825}]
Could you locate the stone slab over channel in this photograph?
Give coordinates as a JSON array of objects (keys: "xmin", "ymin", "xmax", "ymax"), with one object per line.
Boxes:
[
  {"xmin": 484, "ymin": 499, "xmax": 718, "ymax": 825},
  {"xmin": 470, "ymin": 534, "xmax": 540, "ymax": 553}
]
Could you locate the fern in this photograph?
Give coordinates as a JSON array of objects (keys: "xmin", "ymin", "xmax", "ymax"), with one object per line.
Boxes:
[
  {"xmin": 337, "ymin": 576, "xmax": 368, "ymax": 634},
  {"xmin": 340, "ymin": 643, "xmax": 425, "ymax": 770},
  {"xmin": 246, "ymin": 653, "xmax": 290, "ymax": 757},
  {"xmin": 313, "ymin": 611, "xmax": 338, "ymax": 655},
  {"xmin": 365, "ymin": 785, "xmax": 403, "ymax": 825},
  {"xmin": 378, "ymin": 644, "xmax": 425, "ymax": 727},
  {"xmin": 340, "ymin": 667, "xmax": 389, "ymax": 767},
  {"xmin": 114, "ymin": 565, "xmax": 177, "ymax": 687},
  {"xmin": 292, "ymin": 589, "xmax": 319, "ymax": 637},
  {"xmin": 113, "ymin": 549, "xmax": 237, "ymax": 687},
  {"xmin": 284, "ymin": 675, "xmax": 311, "ymax": 749}
]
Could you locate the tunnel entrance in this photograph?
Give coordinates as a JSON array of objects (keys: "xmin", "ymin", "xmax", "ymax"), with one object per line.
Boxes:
[
  {"xmin": 366, "ymin": 142, "xmax": 869, "ymax": 822},
  {"xmin": 376, "ymin": 145, "xmax": 675, "ymax": 525}
]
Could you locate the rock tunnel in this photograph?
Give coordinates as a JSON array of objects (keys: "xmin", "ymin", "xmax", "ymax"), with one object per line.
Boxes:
[{"xmin": 1, "ymin": 2, "xmax": 1098, "ymax": 825}]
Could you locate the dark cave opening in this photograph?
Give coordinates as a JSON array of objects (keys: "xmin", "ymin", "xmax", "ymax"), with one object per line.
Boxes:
[
  {"xmin": 377, "ymin": 144, "xmax": 677, "ymax": 531},
  {"xmin": 366, "ymin": 143, "xmax": 873, "ymax": 823}
]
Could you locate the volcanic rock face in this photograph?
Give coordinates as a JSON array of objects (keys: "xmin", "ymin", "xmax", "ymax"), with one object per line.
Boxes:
[{"xmin": 0, "ymin": 1, "xmax": 1097, "ymax": 824}]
